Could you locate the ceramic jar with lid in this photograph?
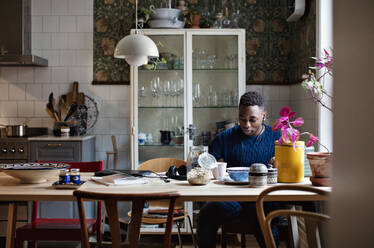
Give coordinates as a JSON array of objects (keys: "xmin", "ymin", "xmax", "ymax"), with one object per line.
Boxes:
[
  {"xmin": 249, "ymin": 163, "xmax": 268, "ymax": 187},
  {"xmin": 267, "ymin": 164, "xmax": 278, "ymax": 184}
]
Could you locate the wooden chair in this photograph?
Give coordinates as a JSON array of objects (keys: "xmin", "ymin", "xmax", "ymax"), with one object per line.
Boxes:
[
  {"xmin": 15, "ymin": 161, "xmax": 104, "ymax": 248},
  {"xmin": 106, "ymin": 135, "xmax": 118, "ymax": 169},
  {"xmin": 256, "ymin": 185, "xmax": 330, "ymax": 248},
  {"xmin": 135, "ymin": 158, "xmax": 196, "ymax": 248},
  {"xmin": 74, "ymin": 190, "xmax": 180, "ymax": 248}
]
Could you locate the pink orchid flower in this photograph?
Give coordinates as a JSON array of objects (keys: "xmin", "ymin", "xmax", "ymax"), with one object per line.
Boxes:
[
  {"xmin": 273, "ymin": 106, "xmax": 321, "ymax": 151},
  {"xmin": 306, "ymin": 133, "xmax": 319, "ymax": 147},
  {"xmin": 292, "ymin": 117, "xmax": 304, "ymax": 127},
  {"xmin": 279, "ymin": 106, "xmax": 296, "ymax": 119}
]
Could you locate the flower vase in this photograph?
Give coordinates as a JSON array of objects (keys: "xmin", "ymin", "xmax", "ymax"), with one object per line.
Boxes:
[
  {"xmin": 306, "ymin": 152, "xmax": 332, "ymax": 186},
  {"xmin": 191, "ymin": 14, "xmax": 201, "ymax": 28},
  {"xmin": 275, "ymin": 141, "xmax": 305, "ymax": 183}
]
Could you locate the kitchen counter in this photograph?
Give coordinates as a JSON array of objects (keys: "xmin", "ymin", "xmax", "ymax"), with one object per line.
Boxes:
[{"xmin": 27, "ymin": 135, "xmax": 95, "ymax": 141}]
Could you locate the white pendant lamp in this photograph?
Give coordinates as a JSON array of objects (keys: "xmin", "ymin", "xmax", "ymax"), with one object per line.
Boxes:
[{"xmin": 114, "ymin": 0, "xmax": 159, "ymax": 66}]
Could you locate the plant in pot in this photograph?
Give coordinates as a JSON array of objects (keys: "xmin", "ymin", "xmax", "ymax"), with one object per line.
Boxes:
[
  {"xmin": 272, "ymin": 106, "xmax": 327, "ymax": 184},
  {"xmin": 184, "ymin": 5, "xmax": 203, "ymax": 28},
  {"xmin": 300, "ymin": 49, "xmax": 334, "ymax": 185}
]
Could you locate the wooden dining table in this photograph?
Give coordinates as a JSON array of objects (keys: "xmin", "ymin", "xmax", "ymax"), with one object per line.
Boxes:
[{"xmin": 0, "ymin": 172, "xmax": 330, "ymax": 248}]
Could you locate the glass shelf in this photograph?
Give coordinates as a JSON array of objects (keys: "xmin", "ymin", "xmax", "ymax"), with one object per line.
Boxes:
[
  {"xmin": 193, "ymin": 105, "xmax": 238, "ymax": 108},
  {"xmin": 139, "ymin": 106, "xmax": 237, "ymax": 109},
  {"xmin": 139, "ymin": 144, "xmax": 184, "ymax": 147},
  {"xmin": 138, "ymin": 69, "xmax": 183, "ymax": 72},
  {"xmin": 139, "ymin": 106, "xmax": 183, "ymax": 109},
  {"xmin": 138, "ymin": 68, "xmax": 237, "ymax": 72},
  {"xmin": 193, "ymin": 68, "xmax": 238, "ymax": 71}
]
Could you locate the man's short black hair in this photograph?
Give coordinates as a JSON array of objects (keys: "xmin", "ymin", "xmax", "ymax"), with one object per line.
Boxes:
[{"xmin": 239, "ymin": 91, "xmax": 264, "ymax": 108}]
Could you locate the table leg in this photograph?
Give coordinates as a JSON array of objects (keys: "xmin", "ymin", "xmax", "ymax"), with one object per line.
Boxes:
[{"xmin": 6, "ymin": 203, "xmax": 17, "ymax": 248}]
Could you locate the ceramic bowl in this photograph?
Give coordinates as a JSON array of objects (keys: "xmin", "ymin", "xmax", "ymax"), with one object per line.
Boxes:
[
  {"xmin": 227, "ymin": 167, "xmax": 250, "ymax": 182},
  {"xmin": 149, "ymin": 7, "xmax": 183, "ymax": 20},
  {"xmin": 172, "ymin": 135, "xmax": 184, "ymax": 145},
  {"xmin": 148, "ymin": 19, "xmax": 185, "ymax": 29},
  {"xmin": 1, "ymin": 163, "xmax": 68, "ymax": 184}
]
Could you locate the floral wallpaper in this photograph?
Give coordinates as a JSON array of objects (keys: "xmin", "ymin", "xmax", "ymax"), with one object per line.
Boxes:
[{"xmin": 93, "ymin": 0, "xmax": 315, "ymax": 85}]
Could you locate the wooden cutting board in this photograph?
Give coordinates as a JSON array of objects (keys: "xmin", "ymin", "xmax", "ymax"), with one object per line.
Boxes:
[{"xmin": 65, "ymin": 81, "xmax": 85, "ymax": 106}]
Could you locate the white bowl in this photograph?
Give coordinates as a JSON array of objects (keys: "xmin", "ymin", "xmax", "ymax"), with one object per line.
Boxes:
[
  {"xmin": 3, "ymin": 169, "xmax": 60, "ymax": 184},
  {"xmin": 148, "ymin": 19, "xmax": 185, "ymax": 29},
  {"xmin": 149, "ymin": 7, "xmax": 183, "ymax": 20},
  {"xmin": 1, "ymin": 163, "xmax": 68, "ymax": 184}
]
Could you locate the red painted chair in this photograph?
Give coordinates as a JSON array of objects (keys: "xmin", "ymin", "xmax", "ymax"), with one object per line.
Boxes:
[{"xmin": 15, "ymin": 161, "xmax": 103, "ymax": 248}]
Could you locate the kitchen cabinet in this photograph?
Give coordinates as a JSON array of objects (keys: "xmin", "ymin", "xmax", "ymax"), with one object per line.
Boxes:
[
  {"xmin": 131, "ymin": 29, "xmax": 246, "ymax": 233},
  {"xmin": 28, "ymin": 135, "xmax": 96, "ymax": 219}
]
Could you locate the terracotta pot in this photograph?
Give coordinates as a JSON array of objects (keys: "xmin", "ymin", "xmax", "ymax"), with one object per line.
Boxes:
[
  {"xmin": 191, "ymin": 14, "xmax": 201, "ymax": 28},
  {"xmin": 306, "ymin": 152, "xmax": 332, "ymax": 178}
]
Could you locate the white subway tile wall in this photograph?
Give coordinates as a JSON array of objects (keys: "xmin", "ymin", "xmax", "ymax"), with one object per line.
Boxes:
[
  {"xmin": 0, "ymin": 0, "xmax": 316, "ymax": 170},
  {"xmin": 0, "ymin": 0, "xmax": 131, "ymax": 169}
]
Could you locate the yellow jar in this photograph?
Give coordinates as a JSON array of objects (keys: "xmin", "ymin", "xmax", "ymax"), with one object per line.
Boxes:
[{"xmin": 275, "ymin": 141, "xmax": 305, "ymax": 183}]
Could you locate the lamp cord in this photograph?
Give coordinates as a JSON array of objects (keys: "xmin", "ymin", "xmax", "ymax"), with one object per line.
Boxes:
[{"xmin": 135, "ymin": 0, "xmax": 138, "ymax": 34}]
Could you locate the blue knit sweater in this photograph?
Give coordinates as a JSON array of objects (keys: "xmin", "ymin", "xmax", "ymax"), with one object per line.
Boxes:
[{"xmin": 208, "ymin": 125, "xmax": 281, "ymax": 168}]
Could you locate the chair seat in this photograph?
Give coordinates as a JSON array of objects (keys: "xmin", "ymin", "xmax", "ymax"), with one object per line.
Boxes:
[
  {"xmin": 128, "ymin": 211, "xmax": 187, "ymax": 225},
  {"xmin": 17, "ymin": 218, "xmax": 96, "ymax": 230}
]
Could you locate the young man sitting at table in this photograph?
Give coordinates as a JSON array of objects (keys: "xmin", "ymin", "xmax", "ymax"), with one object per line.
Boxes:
[{"xmin": 197, "ymin": 91, "xmax": 281, "ymax": 248}]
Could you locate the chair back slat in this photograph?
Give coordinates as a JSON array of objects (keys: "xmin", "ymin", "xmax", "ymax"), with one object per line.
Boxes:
[
  {"xmin": 256, "ymin": 185, "xmax": 330, "ymax": 248},
  {"xmin": 74, "ymin": 190, "xmax": 179, "ymax": 248}
]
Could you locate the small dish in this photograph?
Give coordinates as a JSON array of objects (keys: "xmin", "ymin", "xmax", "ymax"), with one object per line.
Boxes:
[
  {"xmin": 220, "ymin": 176, "xmax": 248, "ymax": 185},
  {"xmin": 52, "ymin": 181, "xmax": 85, "ymax": 189},
  {"xmin": 227, "ymin": 167, "xmax": 250, "ymax": 182}
]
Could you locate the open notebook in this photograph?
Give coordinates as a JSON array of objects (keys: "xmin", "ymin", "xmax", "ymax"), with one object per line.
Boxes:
[{"xmin": 91, "ymin": 174, "xmax": 147, "ymax": 186}]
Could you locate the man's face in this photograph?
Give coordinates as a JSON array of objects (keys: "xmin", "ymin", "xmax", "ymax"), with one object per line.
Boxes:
[{"xmin": 239, "ymin": 105, "xmax": 265, "ymax": 136}]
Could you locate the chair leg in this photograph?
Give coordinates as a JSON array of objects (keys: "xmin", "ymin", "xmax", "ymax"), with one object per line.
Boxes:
[
  {"xmin": 176, "ymin": 221, "xmax": 183, "ymax": 248},
  {"xmin": 186, "ymin": 215, "xmax": 196, "ymax": 248},
  {"xmin": 240, "ymin": 233, "xmax": 246, "ymax": 248},
  {"xmin": 221, "ymin": 230, "xmax": 227, "ymax": 248},
  {"xmin": 15, "ymin": 238, "xmax": 24, "ymax": 248}
]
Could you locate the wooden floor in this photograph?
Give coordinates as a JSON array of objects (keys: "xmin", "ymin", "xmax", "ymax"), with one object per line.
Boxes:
[{"xmin": 10, "ymin": 233, "xmax": 288, "ymax": 247}]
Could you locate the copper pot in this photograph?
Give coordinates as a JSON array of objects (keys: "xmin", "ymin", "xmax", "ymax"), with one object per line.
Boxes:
[{"xmin": 0, "ymin": 125, "xmax": 6, "ymax": 137}]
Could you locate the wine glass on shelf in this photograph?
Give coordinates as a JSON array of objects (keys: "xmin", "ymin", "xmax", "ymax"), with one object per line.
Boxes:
[
  {"xmin": 171, "ymin": 80, "xmax": 179, "ymax": 107},
  {"xmin": 139, "ymin": 86, "xmax": 146, "ymax": 106},
  {"xmin": 193, "ymin": 83, "xmax": 201, "ymax": 107},
  {"xmin": 178, "ymin": 79, "xmax": 184, "ymax": 107},
  {"xmin": 207, "ymin": 85, "xmax": 213, "ymax": 106},
  {"xmin": 163, "ymin": 80, "xmax": 171, "ymax": 107},
  {"xmin": 150, "ymin": 78, "xmax": 157, "ymax": 106}
]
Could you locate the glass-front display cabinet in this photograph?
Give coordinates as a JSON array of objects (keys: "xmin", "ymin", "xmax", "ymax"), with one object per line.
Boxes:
[
  {"xmin": 131, "ymin": 29, "xmax": 245, "ymax": 232},
  {"xmin": 132, "ymin": 29, "xmax": 245, "ymax": 167}
]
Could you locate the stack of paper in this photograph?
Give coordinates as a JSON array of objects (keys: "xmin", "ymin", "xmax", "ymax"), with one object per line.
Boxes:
[{"xmin": 91, "ymin": 174, "xmax": 147, "ymax": 186}]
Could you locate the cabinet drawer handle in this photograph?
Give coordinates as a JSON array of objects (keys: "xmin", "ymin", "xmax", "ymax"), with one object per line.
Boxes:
[{"xmin": 47, "ymin": 144, "xmax": 62, "ymax": 147}]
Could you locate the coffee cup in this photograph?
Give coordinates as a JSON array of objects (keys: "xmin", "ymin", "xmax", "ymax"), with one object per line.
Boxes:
[{"xmin": 212, "ymin": 162, "xmax": 227, "ymax": 179}]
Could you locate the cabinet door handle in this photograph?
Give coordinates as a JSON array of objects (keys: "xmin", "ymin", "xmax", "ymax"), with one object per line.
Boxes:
[{"xmin": 47, "ymin": 144, "xmax": 62, "ymax": 147}]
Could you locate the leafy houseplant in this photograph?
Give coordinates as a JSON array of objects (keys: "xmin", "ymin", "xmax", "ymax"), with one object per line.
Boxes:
[
  {"xmin": 273, "ymin": 49, "xmax": 334, "ymax": 186},
  {"xmin": 272, "ymin": 106, "xmax": 318, "ymax": 183},
  {"xmin": 301, "ymin": 49, "xmax": 333, "ymax": 112}
]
